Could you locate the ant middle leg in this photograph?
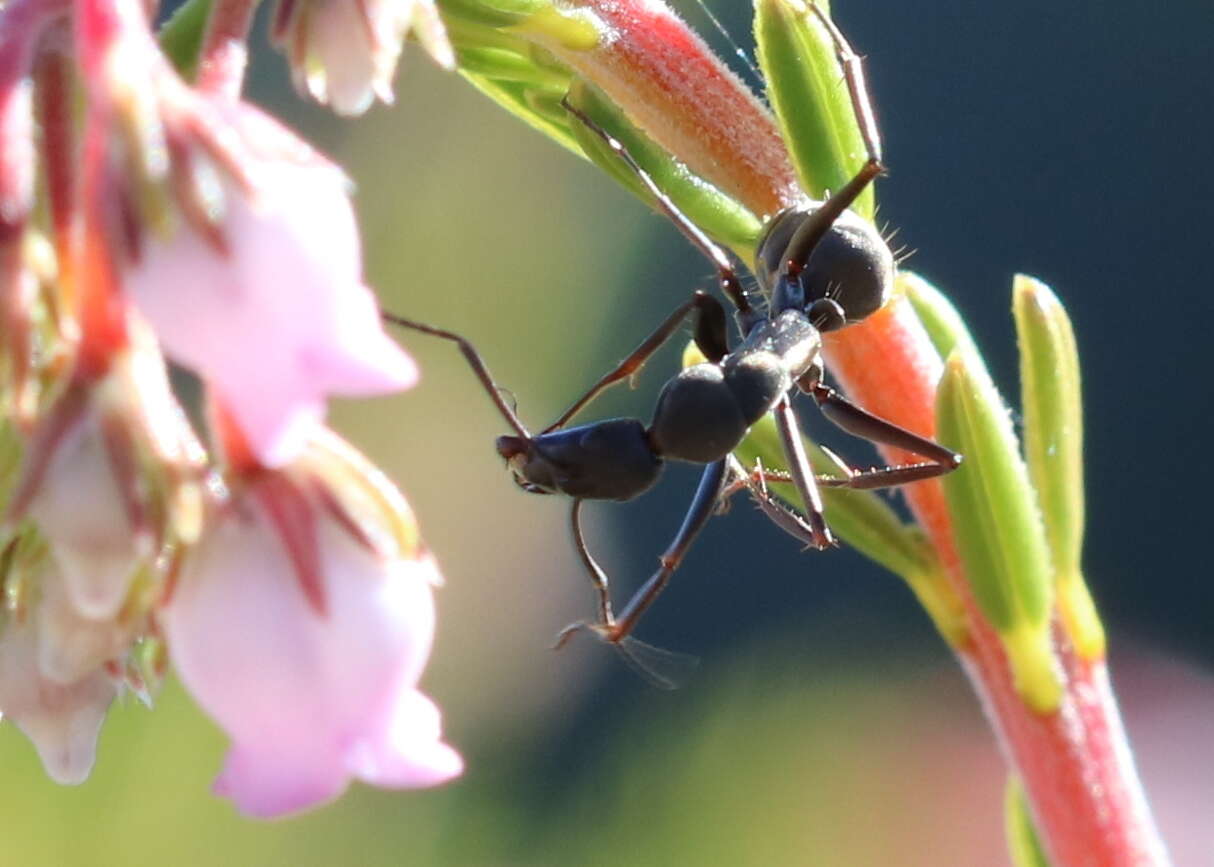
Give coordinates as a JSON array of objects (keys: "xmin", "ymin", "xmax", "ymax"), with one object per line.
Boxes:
[
  {"xmin": 541, "ymin": 290, "xmax": 729, "ymax": 434},
  {"xmin": 558, "ymin": 458, "xmax": 730, "ymax": 648},
  {"xmin": 552, "ymin": 499, "xmax": 615, "ymax": 652}
]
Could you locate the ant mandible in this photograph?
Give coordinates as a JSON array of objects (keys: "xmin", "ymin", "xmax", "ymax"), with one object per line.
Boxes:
[{"xmin": 385, "ymin": 5, "xmax": 960, "ymax": 685}]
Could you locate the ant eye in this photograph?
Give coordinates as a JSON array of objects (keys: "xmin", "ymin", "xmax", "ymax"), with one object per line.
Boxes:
[{"xmin": 807, "ymin": 298, "xmax": 846, "ymax": 332}]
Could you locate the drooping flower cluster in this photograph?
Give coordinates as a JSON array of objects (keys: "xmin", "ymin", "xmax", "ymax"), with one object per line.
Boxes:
[{"xmin": 0, "ymin": 0, "xmax": 459, "ymax": 815}]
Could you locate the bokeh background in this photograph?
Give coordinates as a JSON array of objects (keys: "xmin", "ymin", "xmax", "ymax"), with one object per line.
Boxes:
[{"xmin": 4, "ymin": 0, "xmax": 1214, "ymax": 863}]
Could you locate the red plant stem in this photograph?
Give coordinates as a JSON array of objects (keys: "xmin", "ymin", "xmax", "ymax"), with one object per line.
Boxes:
[
  {"xmin": 34, "ymin": 49, "xmax": 76, "ymax": 270},
  {"xmin": 557, "ymin": 1, "xmax": 1170, "ymax": 863},
  {"xmin": 196, "ymin": 0, "xmax": 257, "ymax": 98}
]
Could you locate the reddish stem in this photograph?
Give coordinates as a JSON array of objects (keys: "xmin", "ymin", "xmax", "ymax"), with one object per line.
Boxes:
[
  {"xmin": 35, "ymin": 47, "xmax": 76, "ymax": 268},
  {"xmin": 196, "ymin": 0, "xmax": 258, "ymax": 98},
  {"xmin": 560, "ymin": 1, "xmax": 1170, "ymax": 863}
]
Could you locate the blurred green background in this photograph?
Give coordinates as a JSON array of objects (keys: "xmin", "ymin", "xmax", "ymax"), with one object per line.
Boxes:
[{"xmin": 5, "ymin": 1, "xmax": 1214, "ymax": 864}]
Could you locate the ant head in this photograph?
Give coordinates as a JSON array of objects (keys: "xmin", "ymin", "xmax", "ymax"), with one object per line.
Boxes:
[
  {"xmin": 757, "ymin": 206, "xmax": 894, "ymax": 329},
  {"xmin": 496, "ymin": 435, "xmax": 555, "ymax": 495}
]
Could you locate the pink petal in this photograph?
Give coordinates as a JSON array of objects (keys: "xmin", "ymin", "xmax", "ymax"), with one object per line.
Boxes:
[
  {"xmin": 125, "ymin": 105, "xmax": 417, "ymax": 467},
  {"xmin": 214, "ymin": 744, "xmax": 349, "ymax": 819},
  {"xmin": 347, "ymin": 689, "xmax": 464, "ymax": 788}
]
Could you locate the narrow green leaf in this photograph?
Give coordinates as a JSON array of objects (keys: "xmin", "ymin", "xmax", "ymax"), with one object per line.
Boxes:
[
  {"xmin": 936, "ymin": 349, "xmax": 1061, "ymax": 712},
  {"xmin": 458, "ymin": 72, "xmax": 582, "ymax": 154},
  {"xmin": 157, "ymin": 0, "xmax": 211, "ymax": 77},
  {"xmin": 754, "ymin": 0, "xmax": 874, "ymax": 220},
  {"xmin": 900, "ymin": 271, "xmax": 977, "ymax": 361},
  {"xmin": 1013, "ymin": 275, "xmax": 1104, "ymax": 661},
  {"xmin": 438, "ymin": 0, "xmax": 548, "ymax": 28},
  {"xmin": 1005, "ymin": 777, "xmax": 1053, "ymax": 867},
  {"xmin": 1014, "ymin": 275, "xmax": 1083, "ymax": 571}
]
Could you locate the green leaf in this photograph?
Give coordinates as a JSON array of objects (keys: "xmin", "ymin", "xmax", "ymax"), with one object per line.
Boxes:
[
  {"xmin": 936, "ymin": 348, "xmax": 1061, "ymax": 712},
  {"xmin": 1005, "ymin": 777, "xmax": 1053, "ymax": 867},
  {"xmin": 157, "ymin": 0, "xmax": 212, "ymax": 78},
  {"xmin": 900, "ymin": 271, "xmax": 977, "ymax": 361},
  {"xmin": 1013, "ymin": 275, "xmax": 1104, "ymax": 661},
  {"xmin": 754, "ymin": 0, "xmax": 874, "ymax": 220}
]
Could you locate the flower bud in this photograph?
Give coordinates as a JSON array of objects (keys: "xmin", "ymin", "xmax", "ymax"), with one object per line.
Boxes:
[
  {"xmin": 0, "ymin": 616, "xmax": 117, "ymax": 785},
  {"xmin": 12, "ymin": 322, "xmax": 205, "ymax": 620}
]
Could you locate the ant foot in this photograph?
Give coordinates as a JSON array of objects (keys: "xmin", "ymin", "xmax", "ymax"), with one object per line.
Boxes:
[{"xmin": 551, "ymin": 619, "xmax": 615, "ymax": 651}]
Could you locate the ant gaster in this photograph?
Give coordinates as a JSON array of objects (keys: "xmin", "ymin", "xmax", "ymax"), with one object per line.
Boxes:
[{"xmin": 385, "ymin": 6, "xmax": 960, "ymax": 685}]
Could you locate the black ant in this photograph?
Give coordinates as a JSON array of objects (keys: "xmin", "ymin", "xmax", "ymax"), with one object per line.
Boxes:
[{"xmin": 385, "ymin": 6, "xmax": 960, "ymax": 685}]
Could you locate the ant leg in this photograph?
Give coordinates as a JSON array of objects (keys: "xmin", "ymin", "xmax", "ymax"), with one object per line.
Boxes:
[
  {"xmin": 554, "ymin": 500, "xmax": 699, "ymax": 690},
  {"xmin": 780, "ymin": 7, "xmax": 886, "ymax": 282},
  {"xmin": 560, "ymin": 97, "xmax": 753, "ymax": 318},
  {"xmin": 382, "ymin": 313, "xmax": 531, "ymax": 440},
  {"xmin": 773, "ymin": 395, "xmax": 836, "ymax": 549},
  {"xmin": 600, "ymin": 458, "xmax": 730, "ymax": 643},
  {"xmin": 542, "ymin": 290, "xmax": 729, "ymax": 433},
  {"xmin": 809, "ymin": 3, "xmax": 883, "ymax": 165},
  {"xmin": 809, "ymin": 381, "xmax": 962, "ymax": 473},
  {"xmin": 781, "ymin": 164, "xmax": 883, "ymax": 284},
  {"xmin": 552, "ymin": 499, "xmax": 615, "ymax": 650}
]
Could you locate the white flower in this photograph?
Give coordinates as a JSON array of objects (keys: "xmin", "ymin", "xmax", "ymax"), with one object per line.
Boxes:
[{"xmin": 274, "ymin": 0, "xmax": 454, "ymax": 115}]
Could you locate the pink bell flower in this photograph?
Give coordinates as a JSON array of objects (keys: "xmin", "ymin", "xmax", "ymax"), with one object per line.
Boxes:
[
  {"xmin": 162, "ymin": 428, "xmax": 461, "ymax": 817},
  {"xmin": 122, "ymin": 101, "xmax": 418, "ymax": 468},
  {"xmin": 74, "ymin": 0, "xmax": 417, "ymax": 467}
]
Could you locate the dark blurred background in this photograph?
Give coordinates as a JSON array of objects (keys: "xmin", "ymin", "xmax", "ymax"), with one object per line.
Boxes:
[{"xmin": 3, "ymin": 0, "xmax": 1213, "ymax": 864}]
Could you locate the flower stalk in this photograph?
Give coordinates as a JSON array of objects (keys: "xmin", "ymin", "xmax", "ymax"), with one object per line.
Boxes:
[{"xmin": 435, "ymin": 0, "xmax": 1171, "ymax": 861}]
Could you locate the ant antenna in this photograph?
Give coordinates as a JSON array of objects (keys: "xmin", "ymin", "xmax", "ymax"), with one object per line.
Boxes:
[{"xmin": 688, "ymin": 0, "xmax": 765, "ymax": 92}]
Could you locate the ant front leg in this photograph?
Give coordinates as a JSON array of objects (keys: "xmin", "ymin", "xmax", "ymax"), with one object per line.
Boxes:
[
  {"xmin": 809, "ymin": 381, "xmax": 962, "ymax": 480},
  {"xmin": 809, "ymin": 2, "xmax": 883, "ymax": 167},
  {"xmin": 542, "ymin": 290, "xmax": 730, "ymax": 434},
  {"xmin": 381, "ymin": 313, "xmax": 531, "ymax": 439},
  {"xmin": 779, "ymin": 7, "xmax": 886, "ymax": 286}
]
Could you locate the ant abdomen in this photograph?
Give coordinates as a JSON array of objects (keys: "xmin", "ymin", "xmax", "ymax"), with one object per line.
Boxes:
[
  {"xmin": 756, "ymin": 206, "xmax": 893, "ymax": 325},
  {"xmin": 497, "ymin": 419, "xmax": 662, "ymax": 501}
]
